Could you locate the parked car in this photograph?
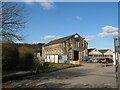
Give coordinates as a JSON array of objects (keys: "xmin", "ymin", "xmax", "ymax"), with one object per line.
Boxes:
[
  {"xmin": 92, "ymin": 59, "xmax": 99, "ymax": 63},
  {"xmin": 98, "ymin": 58, "xmax": 113, "ymax": 63},
  {"xmin": 88, "ymin": 60, "xmax": 92, "ymax": 62},
  {"xmin": 97, "ymin": 58, "xmax": 103, "ymax": 63}
]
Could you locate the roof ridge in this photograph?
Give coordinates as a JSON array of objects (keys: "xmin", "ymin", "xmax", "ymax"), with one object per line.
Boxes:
[
  {"xmin": 50, "ymin": 34, "xmax": 75, "ymax": 42},
  {"xmin": 43, "ymin": 33, "xmax": 81, "ymax": 47}
]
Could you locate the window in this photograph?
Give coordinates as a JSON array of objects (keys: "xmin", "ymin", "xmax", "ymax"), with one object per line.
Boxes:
[
  {"xmin": 76, "ymin": 42, "xmax": 77, "ymax": 47},
  {"xmin": 59, "ymin": 55, "xmax": 62, "ymax": 59},
  {"xmin": 78, "ymin": 42, "xmax": 79, "ymax": 47}
]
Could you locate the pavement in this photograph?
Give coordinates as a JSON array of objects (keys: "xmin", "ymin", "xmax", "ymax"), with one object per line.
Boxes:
[{"xmin": 2, "ymin": 63, "xmax": 117, "ymax": 89}]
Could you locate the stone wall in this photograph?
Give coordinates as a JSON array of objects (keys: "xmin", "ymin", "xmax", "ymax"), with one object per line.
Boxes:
[
  {"xmin": 42, "ymin": 35, "xmax": 88, "ymax": 62},
  {"xmin": 42, "ymin": 43, "xmax": 65, "ymax": 56}
]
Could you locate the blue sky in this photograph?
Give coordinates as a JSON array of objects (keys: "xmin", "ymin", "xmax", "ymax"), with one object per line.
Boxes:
[{"xmin": 18, "ymin": 2, "xmax": 118, "ymax": 51}]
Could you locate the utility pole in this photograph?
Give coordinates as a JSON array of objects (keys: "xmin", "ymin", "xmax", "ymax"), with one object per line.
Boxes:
[{"xmin": 114, "ymin": 38, "xmax": 118, "ymax": 66}]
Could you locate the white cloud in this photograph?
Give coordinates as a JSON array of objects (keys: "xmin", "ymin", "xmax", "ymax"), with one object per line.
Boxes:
[
  {"xmin": 39, "ymin": 2, "xmax": 55, "ymax": 10},
  {"xmin": 41, "ymin": 35, "xmax": 61, "ymax": 40},
  {"xmin": 23, "ymin": 0, "xmax": 33, "ymax": 2},
  {"xmin": 98, "ymin": 31, "xmax": 118, "ymax": 38},
  {"xmin": 102, "ymin": 25, "xmax": 118, "ymax": 33},
  {"xmin": 76, "ymin": 16, "xmax": 81, "ymax": 20},
  {"xmin": 15, "ymin": 41, "xmax": 24, "ymax": 43},
  {"xmin": 23, "ymin": 0, "xmax": 34, "ymax": 4},
  {"xmin": 32, "ymin": 42, "xmax": 40, "ymax": 44},
  {"xmin": 85, "ymin": 35, "xmax": 96, "ymax": 41},
  {"xmin": 23, "ymin": 0, "xmax": 55, "ymax": 10},
  {"xmin": 97, "ymin": 25, "xmax": 118, "ymax": 38},
  {"xmin": 22, "ymin": 0, "xmax": 50, "ymax": 2}
]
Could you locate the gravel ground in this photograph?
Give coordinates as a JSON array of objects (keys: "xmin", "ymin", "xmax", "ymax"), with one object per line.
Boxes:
[{"xmin": 2, "ymin": 63, "xmax": 117, "ymax": 88}]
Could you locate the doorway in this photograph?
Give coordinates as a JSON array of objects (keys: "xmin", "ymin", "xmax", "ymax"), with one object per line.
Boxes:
[{"xmin": 74, "ymin": 51, "xmax": 79, "ymax": 61}]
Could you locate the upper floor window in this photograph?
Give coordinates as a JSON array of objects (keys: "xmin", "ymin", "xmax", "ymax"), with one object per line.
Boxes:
[
  {"xmin": 78, "ymin": 42, "xmax": 79, "ymax": 47},
  {"xmin": 75, "ymin": 42, "xmax": 77, "ymax": 47},
  {"xmin": 75, "ymin": 41, "xmax": 80, "ymax": 47}
]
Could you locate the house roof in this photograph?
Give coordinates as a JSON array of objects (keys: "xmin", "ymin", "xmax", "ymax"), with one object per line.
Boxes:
[
  {"xmin": 88, "ymin": 48, "xmax": 103, "ymax": 55},
  {"xmin": 43, "ymin": 33, "xmax": 83, "ymax": 47},
  {"xmin": 98, "ymin": 49, "xmax": 111, "ymax": 53},
  {"xmin": 88, "ymin": 48, "xmax": 96, "ymax": 53}
]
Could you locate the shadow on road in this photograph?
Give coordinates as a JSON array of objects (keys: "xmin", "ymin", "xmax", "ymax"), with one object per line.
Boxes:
[
  {"xmin": 29, "ymin": 68, "xmax": 95, "ymax": 80},
  {"xmin": 3, "ymin": 64, "xmax": 117, "ymax": 88},
  {"xmin": 36, "ymin": 82, "xmax": 70, "ymax": 88}
]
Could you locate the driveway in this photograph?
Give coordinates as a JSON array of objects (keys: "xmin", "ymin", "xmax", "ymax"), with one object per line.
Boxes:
[{"xmin": 3, "ymin": 63, "xmax": 117, "ymax": 88}]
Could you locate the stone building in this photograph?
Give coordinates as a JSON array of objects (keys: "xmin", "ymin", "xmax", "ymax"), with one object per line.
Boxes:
[{"xmin": 42, "ymin": 33, "xmax": 88, "ymax": 64}]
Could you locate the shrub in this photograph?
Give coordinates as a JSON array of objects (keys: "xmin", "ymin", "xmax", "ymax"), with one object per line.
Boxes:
[
  {"xmin": 43, "ymin": 62, "xmax": 50, "ymax": 69},
  {"xmin": 18, "ymin": 46, "xmax": 35, "ymax": 70},
  {"xmin": 2, "ymin": 42, "xmax": 19, "ymax": 70}
]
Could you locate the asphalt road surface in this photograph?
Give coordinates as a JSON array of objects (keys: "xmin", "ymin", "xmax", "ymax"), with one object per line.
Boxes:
[{"xmin": 3, "ymin": 63, "xmax": 117, "ymax": 88}]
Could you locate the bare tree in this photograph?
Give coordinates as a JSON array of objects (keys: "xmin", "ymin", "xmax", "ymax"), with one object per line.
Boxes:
[{"xmin": 1, "ymin": 2, "xmax": 27, "ymax": 41}]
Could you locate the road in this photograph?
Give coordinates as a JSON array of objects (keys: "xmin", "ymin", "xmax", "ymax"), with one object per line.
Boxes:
[{"xmin": 3, "ymin": 63, "xmax": 117, "ymax": 88}]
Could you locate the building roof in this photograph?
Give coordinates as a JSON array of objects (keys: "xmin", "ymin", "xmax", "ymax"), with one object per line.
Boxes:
[
  {"xmin": 43, "ymin": 33, "xmax": 83, "ymax": 47},
  {"xmin": 88, "ymin": 48, "xmax": 96, "ymax": 53},
  {"xmin": 88, "ymin": 48, "xmax": 103, "ymax": 55},
  {"xmin": 98, "ymin": 49, "xmax": 111, "ymax": 53}
]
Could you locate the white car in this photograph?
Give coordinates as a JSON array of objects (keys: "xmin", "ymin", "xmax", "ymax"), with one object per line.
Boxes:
[{"xmin": 92, "ymin": 59, "xmax": 99, "ymax": 63}]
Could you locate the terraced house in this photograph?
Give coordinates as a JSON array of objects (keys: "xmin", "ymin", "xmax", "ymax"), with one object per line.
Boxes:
[{"xmin": 42, "ymin": 33, "xmax": 88, "ymax": 64}]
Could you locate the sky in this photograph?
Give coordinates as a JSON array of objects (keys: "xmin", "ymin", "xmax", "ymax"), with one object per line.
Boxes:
[{"xmin": 16, "ymin": 2, "xmax": 118, "ymax": 51}]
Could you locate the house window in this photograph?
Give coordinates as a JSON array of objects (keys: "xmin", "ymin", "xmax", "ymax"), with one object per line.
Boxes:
[
  {"xmin": 69, "ymin": 50, "xmax": 72, "ymax": 59},
  {"xmin": 78, "ymin": 42, "xmax": 79, "ymax": 47},
  {"xmin": 75, "ymin": 42, "xmax": 78, "ymax": 47},
  {"xmin": 59, "ymin": 55, "xmax": 62, "ymax": 59}
]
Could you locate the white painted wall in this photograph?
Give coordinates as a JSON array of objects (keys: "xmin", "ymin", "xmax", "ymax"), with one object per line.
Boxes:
[
  {"xmin": 89, "ymin": 49, "xmax": 102, "ymax": 55},
  {"xmin": 45, "ymin": 54, "xmax": 67, "ymax": 63},
  {"xmin": 104, "ymin": 50, "xmax": 113, "ymax": 55},
  {"xmin": 59, "ymin": 55, "xmax": 67, "ymax": 63},
  {"xmin": 54, "ymin": 55, "xmax": 58, "ymax": 63}
]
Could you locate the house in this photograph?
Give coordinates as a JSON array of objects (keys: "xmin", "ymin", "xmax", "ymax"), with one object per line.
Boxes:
[
  {"xmin": 88, "ymin": 48, "xmax": 102, "ymax": 59},
  {"xmin": 98, "ymin": 49, "xmax": 113, "ymax": 59},
  {"xmin": 42, "ymin": 33, "xmax": 88, "ymax": 64}
]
